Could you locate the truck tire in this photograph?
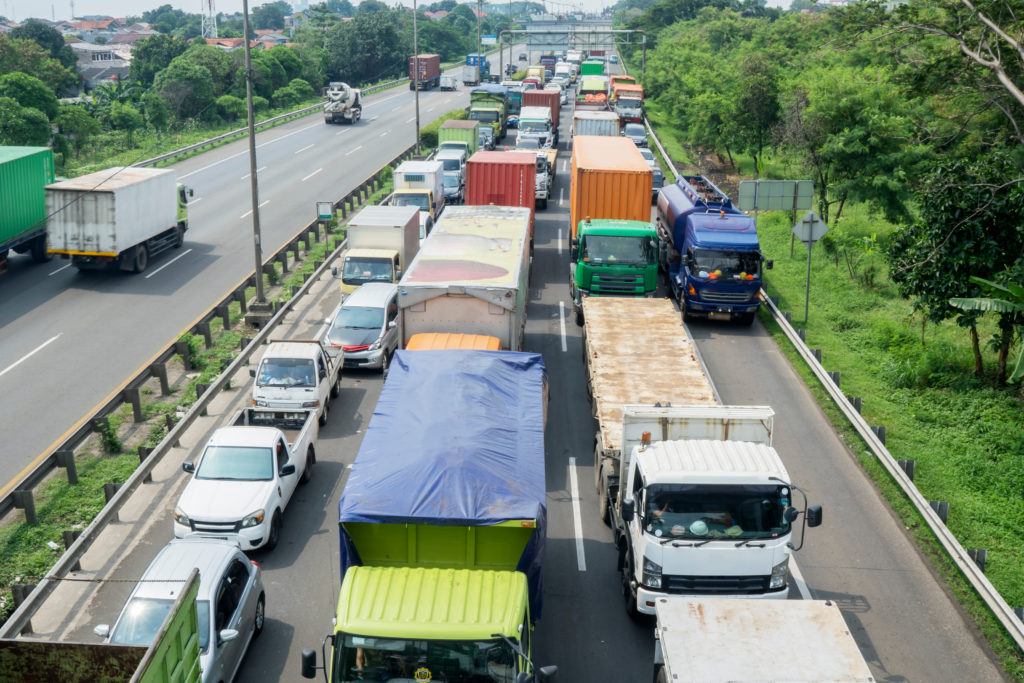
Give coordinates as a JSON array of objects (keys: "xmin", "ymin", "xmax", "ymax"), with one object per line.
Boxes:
[
  {"xmin": 621, "ymin": 553, "xmax": 640, "ymax": 620},
  {"xmin": 740, "ymin": 311, "xmax": 756, "ymax": 326},
  {"xmin": 330, "ymin": 372, "xmax": 341, "ymax": 399},
  {"xmin": 30, "ymin": 235, "xmax": 51, "ymax": 263},
  {"xmin": 300, "ymin": 447, "xmax": 314, "ymax": 484},
  {"xmin": 173, "ymin": 225, "xmax": 185, "ymax": 248},
  {"xmin": 132, "ymin": 245, "xmax": 148, "ymax": 273},
  {"xmin": 318, "ymin": 399, "xmax": 329, "ymax": 426},
  {"xmin": 654, "ymin": 665, "xmax": 668, "ymax": 683},
  {"xmin": 265, "ymin": 511, "xmax": 282, "ymax": 551},
  {"xmin": 599, "ymin": 469, "xmax": 611, "ymax": 526},
  {"xmin": 575, "ymin": 307, "xmax": 584, "ymax": 327}
]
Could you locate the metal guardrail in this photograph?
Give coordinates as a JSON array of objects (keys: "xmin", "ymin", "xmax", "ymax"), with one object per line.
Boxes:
[
  {"xmin": 0, "ymin": 143, "xmax": 417, "ymax": 638},
  {"xmin": 621, "ymin": 52, "xmax": 1024, "ymax": 650}
]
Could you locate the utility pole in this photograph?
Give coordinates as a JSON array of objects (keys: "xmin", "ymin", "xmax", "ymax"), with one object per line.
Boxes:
[
  {"xmin": 476, "ymin": 0, "xmax": 482, "ymax": 60},
  {"xmin": 413, "ymin": 0, "xmax": 421, "ymax": 154},
  {"xmin": 241, "ymin": 0, "xmax": 265, "ymax": 305}
]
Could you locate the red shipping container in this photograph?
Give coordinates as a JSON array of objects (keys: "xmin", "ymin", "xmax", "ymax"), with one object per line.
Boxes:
[
  {"xmin": 408, "ymin": 54, "xmax": 441, "ymax": 89},
  {"xmin": 465, "ymin": 151, "xmax": 537, "ymax": 241},
  {"xmin": 522, "ymin": 89, "xmax": 561, "ymax": 137}
]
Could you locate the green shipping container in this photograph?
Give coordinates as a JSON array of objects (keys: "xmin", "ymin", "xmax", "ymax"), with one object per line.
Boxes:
[
  {"xmin": 437, "ymin": 119, "xmax": 480, "ymax": 157},
  {"xmin": 581, "ymin": 60, "xmax": 604, "ymax": 76},
  {"xmin": 0, "ymin": 147, "xmax": 54, "ymax": 248}
]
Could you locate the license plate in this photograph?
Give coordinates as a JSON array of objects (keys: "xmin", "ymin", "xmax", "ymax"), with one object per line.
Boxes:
[{"xmin": 709, "ymin": 311, "xmax": 732, "ymax": 321}]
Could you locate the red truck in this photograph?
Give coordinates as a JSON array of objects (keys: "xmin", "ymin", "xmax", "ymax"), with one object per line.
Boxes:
[
  {"xmin": 465, "ymin": 150, "xmax": 537, "ymax": 249},
  {"xmin": 522, "ymin": 89, "xmax": 561, "ymax": 145},
  {"xmin": 409, "ymin": 54, "xmax": 441, "ymax": 90}
]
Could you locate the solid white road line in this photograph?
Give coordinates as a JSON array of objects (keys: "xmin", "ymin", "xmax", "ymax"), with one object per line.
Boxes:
[
  {"xmin": 295, "ymin": 144, "xmax": 315, "ymax": 154},
  {"xmin": 569, "ymin": 457, "xmax": 587, "ymax": 572},
  {"xmin": 559, "ymin": 301, "xmax": 567, "ymax": 353},
  {"xmin": 48, "ymin": 264, "xmax": 71, "ymax": 276},
  {"xmin": 370, "ymin": 115, "xmax": 379, "ymax": 121},
  {"xmin": 346, "ymin": 145, "xmax": 363, "ymax": 156},
  {"xmin": 789, "ymin": 557, "xmax": 813, "ymax": 600},
  {"xmin": 302, "ymin": 168, "xmax": 323, "ymax": 182},
  {"xmin": 335, "ymin": 129, "xmax": 349, "ymax": 136},
  {"xmin": 557, "ymin": 228, "xmax": 563, "ymax": 255},
  {"xmin": 145, "ymin": 248, "xmax": 192, "ymax": 279},
  {"xmin": 239, "ymin": 200, "xmax": 270, "ymax": 220},
  {"xmin": 0, "ymin": 334, "xmax": 61, "ymax": 379}
]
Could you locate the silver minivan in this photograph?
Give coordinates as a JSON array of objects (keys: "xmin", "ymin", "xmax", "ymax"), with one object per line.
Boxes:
[{"xmin": 323, "ymin": 283, "xmax": 400, "ymax": 375}]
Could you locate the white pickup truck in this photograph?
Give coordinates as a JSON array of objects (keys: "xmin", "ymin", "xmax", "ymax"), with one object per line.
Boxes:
[
  {"xmin": 250, "ymin": 340, "xmax": 341, "ymax": 425},
  {"xmin": 173, "ymin": 408, "xmax": 318, "ymax": 552}
]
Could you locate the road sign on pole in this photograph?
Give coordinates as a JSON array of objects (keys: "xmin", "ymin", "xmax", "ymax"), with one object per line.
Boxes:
[{"xmin": 792, "ymin": 211, "xmax": 829, "ymax": 325}]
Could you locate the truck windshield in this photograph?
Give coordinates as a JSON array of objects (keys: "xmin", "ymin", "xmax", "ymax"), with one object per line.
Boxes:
[
  {"xmin": 393, "ymin": 194, "xmax": 430, "ymax": 211},
  {"xmin": 581, "ymin": 235, "xmax": 655, "ymax": 266},
  {"xmin": 692, "ymin": 249, "xmax": 761, "ymax": 280},
  {"xmin": 643, "ymin": 484, "xmax": 791, "ymax": 540},
  {"xmin": 196, "ymin": 445, "xmax": 274, "ymax": 481},
  {"xmin": 517, "ymin": 137, "xmax": 540, "ymax": 150},
  {"xmin": 257, "ymin": 358, "xmax": 316, "ymax": 387},
  {"xmin": 343, "ymin": 256, "xmax": 394, "ymax": 286},
  {"xmin": 470, "ymin": 111, "xmax": 498, "ymax": 123},
  {"xmin": 617, "ymin": 100, "xmax": 642, "ymax": 111},
  {"xmin": 334, "ymin": 635, "xmax": 519, "ymax": 683},
  {"xmin": 520, "ymin": 120, "xmax": 549, "ymax": 133}
]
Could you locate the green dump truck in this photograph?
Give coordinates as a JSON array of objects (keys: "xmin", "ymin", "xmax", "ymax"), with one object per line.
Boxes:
[
  {"xmin": 0, "ymin": 570, "xmax": 201, "ymax": 683},
  {"xmin": 301, "ymin": 350, "xmax": 556, "ymax": 683}
]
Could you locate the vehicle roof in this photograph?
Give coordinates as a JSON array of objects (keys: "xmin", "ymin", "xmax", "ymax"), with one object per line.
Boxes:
[
  {"xmin": 689, "ymin": 212, "xmax": 760, "ymax": 249},
  {"xmin": 578, "ymin": 219, "xmax": 655, "ymax": 236},
  {"xmin": 348, "ymin": 205, "xmax": 419, "ymax": 227},
  {"xmin": 48, "ymin": 166, "xmax": 172, "ymax": 191},
  {"xmin": 572, "ymin": 136, "xmax": 651, "ymax": 173},
  {"xmin": 209, "ymin": 425, "xmax": 281, "ymax": 448},
  {"xmin": 435, "ymin": 148, "xmax": 466, "ymax": 160},
  {"xmin": 343, "ymin": 282, "xmax": 398, "ymax": 307},
  {"xmin": 0, "ymin": 146, "xmax": 50, "ymax": 163},
  {"xmin": 337, "ymin": 567, "xmax": 527, "ymax": 638},
  {"xmin": 468, "ymin": 150, "xmax": 535, "ymax": 167},
  {"xmin": 263, "ymin": 340, "xmax": 323, "ymax": 360},
  {"xmin": 637, "ymin": 439, "xmax": 789, "ymax": 485},
  {"xmin": 439, "ymin": 120, "xmax": 479, "ymax": 130},
  {"xmin": 573, "ymin": 110, "xmax": 618, "ymax": 121},
  {"xmin": 406, "ymin": 333, "xmax": 502, "ymax": 350},
  {"xmin": 520, "ymin": 106, "xmax": 551, "ymax": 118},
  {"xmin": 131, "ymin": 538, "xmax": 240, "ymax": 602},
  {"xmin": 396, "ymin": 160, "xmax": 442, "ymax": 173}
]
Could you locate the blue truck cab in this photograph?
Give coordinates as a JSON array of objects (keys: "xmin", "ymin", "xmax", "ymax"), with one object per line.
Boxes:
[
  {"xmin": 655, "ymin": 175, "xmax": 772, "ymax": 325},
  {"xmin": 466, "ymin": 53, "xmax": 492, "ymax": 82}
]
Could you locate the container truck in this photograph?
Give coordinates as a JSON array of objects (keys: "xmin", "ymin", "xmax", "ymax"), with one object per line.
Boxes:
[
  {"xmin": 570, "ymin": 219, "xmax": 658, "ymax": 324},
  {"xmin": 470, "ymin": 85, "xmax": 509, "ymax": 140},
  {"xmin": 569, "ymin": 135, "xmax": 652, "ymax": 241},
  {"xmin": 656, "ymin": 175, "xmax": 772, "ymax": 325},
  {"xmin": 465, "ymin": 151, "xmax": 536, "ymax": 241},
  {"xmin": 300, "ymin": 350, "xmax": 556, "ymax": 683},
  {"xmin": 525, "ymin": 65, "xmax": 546, "ymax": 86},
  {"xmin": 609, "ymin": 74, "xmax": 637, "ymax": 89},
  {"xmin": 438, "ymin": 119, "xmax": 480, "ymax": 157},
  {"xmin": 440, "ymin": 74, "xmax": 459, "ymax": 91},
  {"xmin": 516, "ymin": 105, "xmax": 554, "ymax": 148},
  {"xmin": 582, "ymin": 297, "xmax": 822, "ymax": 616},
  {"xmin": 466, "ymin": 53, "xmax": 492, "ymax": 81},
  {"xmin": 575, "ymin": 75, "xmax": 610, "ymax": 111},
  {"xmin": 0, "ymin": 570, "xmax": 202, "ymax": 683},
  {"xmin": 0, "ymin": 146, "xmax": 54, "ymax": 272},
  {"xmin": 46, "ymin": 167, "xmax": 191, "ymax": 274},
  {"xmin": 391, "ymin": 160, "xmax": 445, "ymax": 240},
  {"xmin": 522, "ymin": 88, "xmax": 561, "ymax": 144},
  {"xmin": 397, "ymin": 205, "xmax": 531, "ymax": 351},
  {"xmin": 339, "ymin": 205, "xmax": 420, "ymax": 295},
  {"xmin": 652, "ymin": 598, "xmax": 873, "ymax": 682},
  {"xmin": 322, "ymin": 81, "xmax": 362, "ymax": 124},
  {"xmin": 501, "ymin": 80, "xmax": 523, "ymax": 121},
  {"xmin": 572, "ymin": 110, "xmax": 620, "ymax": 138},
  {"xmin": 613, "ymin": 83, "xmax": 644, "ymax": 123},
  {"xmin": 580, "ymin": 58, "xmax": 604, "ymax": 76},
  {"xmin": 408, "ymin": 53, "xmax": 441, "ymax": 90},
  {"xmin": 539, "ymin": 54, "xmax": 557, "ymax": 70}
]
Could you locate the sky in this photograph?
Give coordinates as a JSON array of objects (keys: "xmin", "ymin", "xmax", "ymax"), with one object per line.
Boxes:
[{"xmin": 3, "ymin": 0, "xmax": 273, "ymax": 23}]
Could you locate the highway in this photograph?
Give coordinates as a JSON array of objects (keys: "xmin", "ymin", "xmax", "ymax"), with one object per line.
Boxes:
[
  {"xmin": 9, "ymin": 58, "xmax": 1010, "ymax": 682},
  {"xmin": 0, "ymin": 76, "xmax": 475, "ymax": 485}
]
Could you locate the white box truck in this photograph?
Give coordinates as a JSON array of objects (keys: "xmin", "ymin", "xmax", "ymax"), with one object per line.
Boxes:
[
  {"xmin": 397, "ymin": 205, "xmax": 531, "ymax": 351},
  {"xmin": 340, "ymin": 205, "xmax": 420, "ymax": 295},
  {"xmin": 653, "ymin": 597, "xmax": 874, "ymax": 682},
  {"xmin": 391, "ymin": 160, "xmax": 445, "ymax": 240},
  {"xmin": 46, "ymin": 166, "xmax": 191, "ymax": 273},
  {"xmin": 573, "ymin": 110, "xmax": 620, "ymax": 139}
]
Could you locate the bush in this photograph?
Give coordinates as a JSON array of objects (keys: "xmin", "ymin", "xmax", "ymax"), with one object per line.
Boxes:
[
  {"xmin": 272, "ymin": 86, "xmax": 300, "ymax": 109},
  {"xmin": 419, "ymin": 108, "xmax": 468, "ymax": 149},
  {"xmin": 289, "ymin": 78, "xmax": 315, "ymax": 100},
  {"xmin": 216, "ymin": 94, "xmax": 246, "ymax": 121},
  {"xmin": 252, "ymin": 95, "xmax": 269, "ymax": 112}
]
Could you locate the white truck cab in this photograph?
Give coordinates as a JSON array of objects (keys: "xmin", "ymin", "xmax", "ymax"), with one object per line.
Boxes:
[{"xmin": 251, "ymin": 340, "xmax": 341, "ymax": 426}]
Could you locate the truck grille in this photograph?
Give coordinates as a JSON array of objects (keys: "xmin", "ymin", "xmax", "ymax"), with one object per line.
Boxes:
[
  {"xmin": 700, "ymin": 290, "xmax": 754, "ymax": 303},
  {"xmin": 593, "ymin": 274, "xmax": 644, "ymax": 295},
  {"xmin": 190, "ymin": 520, "xmax": 242, "ymax": 533},
  {"xmin": 663, "ymin": 574, "xmax": 770, "ymax": 594}
]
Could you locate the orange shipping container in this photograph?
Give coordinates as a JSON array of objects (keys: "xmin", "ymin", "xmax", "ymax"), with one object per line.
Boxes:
[
  {"xmin": 465, "ymin": 150, "xmax": 536, "ymax": 239},
  {"xmin": 406, "ymin": 333, "xmax": 503, "ymax": 350},
  {"xmin": 569, "ymin": 136, "xmax": 653, "ymax": 240}
]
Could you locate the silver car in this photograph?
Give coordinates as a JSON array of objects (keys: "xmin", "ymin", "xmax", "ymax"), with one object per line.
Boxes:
[
  {"xmin": 95, "ymin": 537, "xmax": 265, "ymax": 683},
  {"xmin": 324, "ymin": 283, "xmax": 400, "ymax": 375},
  {"xmin": 622, "ymin": 122, "xmax": 648, "ymax": 147}
]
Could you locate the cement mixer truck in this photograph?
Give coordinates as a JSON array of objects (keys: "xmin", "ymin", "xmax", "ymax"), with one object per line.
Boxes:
[{"xmin": 323, "ymin": 82, "xmax": 362, "ymax": 124}]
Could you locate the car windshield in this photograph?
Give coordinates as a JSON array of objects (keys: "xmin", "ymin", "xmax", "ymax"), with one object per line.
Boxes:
[
  {"xmin": 333, "ymin": 635, "xmax": 519, "ymax": 683},
  {"xmin": 580, "ymin": 235, "xmax": 655, "ymax": 266},
  {"xmin": 692, "ymin": 249, "xmax": 762, "ymax": 279},
  {"xmin": 536, "ymin": 158, "xmax": 547, "ymax": 172},
  {"xmin": 639, "ymin": 149, "xmax": 655, "ymax": 162},
  {"xmin": 643, "ymin": 484, "xmax": 791, "ymax": 540},
  {"xmin": 393, "ymin": 194, "xmax": 430, "ymax": 211},
  {"xmin": 443, "ymin": 174, "xmax": 460, "ymax": 188},
  {"xmin": 333, "ymin": 305, "xmax": 384, "ymax": 331},
  {"xmin": 624, "ymin": 124, "xmax": 645, "ymax": 136},
  {"xmin": 196, "ymin": 445, "xmax": 274, "ymax": 481},
  {"xmin": 342, "ymin": 256, "xmax": 393, "ymax": 286},
  {"xmin": 257, "ymin": 357, "xmax": 315, "ymax": 387}
]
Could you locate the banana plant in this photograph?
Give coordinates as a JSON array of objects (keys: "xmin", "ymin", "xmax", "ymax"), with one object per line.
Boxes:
[{"xmin": 950, "ymin": 276, "xmax": 1024, "ymax": 384}]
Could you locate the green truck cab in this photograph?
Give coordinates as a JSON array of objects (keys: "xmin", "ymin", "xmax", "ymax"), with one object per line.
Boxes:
[
  {"xmin": 469, "ymin": 90, "xmax": 508, "ymax": 141},
  {"xmin": 570, "ymin": 219, "xmax": 659, "ymax": 325}
]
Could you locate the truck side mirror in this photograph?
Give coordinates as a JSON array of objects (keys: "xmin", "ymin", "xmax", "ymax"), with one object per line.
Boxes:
[
  {"xmin": 300, "ymin": 649, "xmax": 318, "ymax": 679},
  {"xmin": 806, "ymin": 505, "xmax": 823, "ymax": 527},
  {"xmin": 570, "ymin": 238, "xmax": 579, "ymax": 248},
  {"xmin": 331, "ymin": 265, "xmax": 338, "ymax": 278},
  {"xmin": 395, "ymin": 267, "xmax": 402, "ymax": 280},
  {"xmin": 250, "ymin": 368, "xmax": 256, "ymax": 377},
  {"xmin": 189, "ymin": 188, "xmax": 194, "ymax": 197},
  {"xmin": 280, "ymin": 463, "xmax": 296, "ymax": 477},
  {"xmin": 537, "ymin": 665, "xmax": 558, "ymax": 681},
  {"xmin": 182, "ymin": 461, "xmax": 195, "ymax": 474},
  {"xmin": 621, "ymin": 499, "xmax": 635, "ymax": 522},
  {"xmin": 765, "ymin": 259, "xmax": 774, "ymax": 270}
]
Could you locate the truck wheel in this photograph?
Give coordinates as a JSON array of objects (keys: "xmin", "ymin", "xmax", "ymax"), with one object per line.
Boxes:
[
  {"xmin": 300, "ymin": 447, "xmax": 314, "ymax": 484},
  {"xmin": 740, "ymin": 311, "xmax": 756, "ymax": 326},
  {"xmin": 599, "ymin": 470, "xmax": 611, "ymax": 526},
  {"xmin": 30, "ymin": 235, "xmax": 51, "ymax": 263},
  {"xmin": 265, "ymin": 512, "xmax": 281, "ymax": 551},
  {"xmin": 253, "ymin": 594, "xmax": 265, "ymax": 638},
  {"xmin": 318, "ymin": 400, "xmax": 329, "ymax": 426},
  {"xmin": 575, "ymin": 307, "xmax": 584, "ymax": 327},
  {"xmin": 620, "ymin": 553, "xmax": 640, "ymax": 620},
  {"xmin": 133, "ymin": 245, "xmax": 148, "ymax": 274},
  {"xmin": 173, "ymin": 225, "xmax": 185, "ymax": 248},
  {"xmin": 330, "ymin": 373, "xmax": 341, "ymax": 399}
]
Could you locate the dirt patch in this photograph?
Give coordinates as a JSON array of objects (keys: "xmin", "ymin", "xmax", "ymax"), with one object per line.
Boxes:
[{"xmin": 673, "ymin": 146, "xmax": 745, "ymax": 198}]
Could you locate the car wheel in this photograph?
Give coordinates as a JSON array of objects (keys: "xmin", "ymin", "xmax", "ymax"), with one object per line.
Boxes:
[
  {"xmin": 300, "ymin": 447, "xmax": 314, "ymax": 484},
  {"xmin": 265, "ymin": 511, "xmax": 282, "ymax": 551},
  {"xmin": 381, "ymin": 351, "xmax": 391, "ymax": 377},
  {"xmin": 330, "ymin": 373, "xmax": 340, "ymax": 399},
  {"xmin": 253, "ymin": 594, "xmax": 265, "ymax": 638},
  {"xmin": 318, "ymin": 401, "xmax": 328, "ymax": 426}
]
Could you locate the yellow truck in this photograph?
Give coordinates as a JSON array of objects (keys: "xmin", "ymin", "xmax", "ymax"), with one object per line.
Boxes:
[{"xmin": 339, "ymin": 205, "xmax": 420, "ymax": 295}]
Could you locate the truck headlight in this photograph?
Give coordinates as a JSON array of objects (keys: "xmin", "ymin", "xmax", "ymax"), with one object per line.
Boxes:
[
  {"xmin": 173, "ymin": 507, "xmax": 190, "ymax": 526},
  {"xmin": 642, "ymin": 557, "xmax": 662, "ymax": 589},
  {"xmin": 302, "ymin": 400, "xmax": 320, "ymax": 408},
  {"xmin": 254, "ymin": 399, "xmax": 269, "ymax": 407},
  {"xmin": 769, "ymin": 557, "xmax": 790, "ymax": 590},
  {"xmin": 241, "ymin": 510, "xmax": 265, "ymax": 528}
]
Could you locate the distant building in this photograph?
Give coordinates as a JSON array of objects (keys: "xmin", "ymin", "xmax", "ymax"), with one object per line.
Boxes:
[{"xmin": 68, "ymin": 41, "xmax": 130, "ymax": 90}]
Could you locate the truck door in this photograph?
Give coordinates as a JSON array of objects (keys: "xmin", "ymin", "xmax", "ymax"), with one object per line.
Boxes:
[
  {"xmin": 315, "ymin": 350, "xmax": 332, "ymax": 406},
  {"xmin": 276, "ymin": 437, "xmax": 299, "ymax": 506}
]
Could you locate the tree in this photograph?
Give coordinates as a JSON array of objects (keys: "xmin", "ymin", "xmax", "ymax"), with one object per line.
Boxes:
[
  {"xmin": 129, "ymin": 34, "xmax": 189, "ymax": 88},
  {"xmin": 56, "ymin": 104, "xmax": 101, "ymax": 157},
  {"xmin": 10, "ymin": 19, "xmax": 78, "ymax": 70},
  {"xmin": 267, "ymin": 45, "xmax": 304, "ymax": 81},
  {"xmin": 0, "ymin": 72, "xmax": 59, "ymax": 120},
  {"xmin": 216, "ymin": 93, "xmax": 247, "ymax": 120},
  {"xmin": 141, "ymin": 91, "xmax": 170, "ymax": 129},
  {"xmin": 289, "ymin": 78, "xmax": 315, "ymax": 100},
  {"xmin": 327, "ymin": 0, "xmax": 356, "ymax": 16},
  {"xmin": 731, "ymin": 52, "xmax": 779, "ymax": 176},
  {"xmin": 180, "ymin": 43, "xmax": 236, "ymax": 96},
  {"xmin": 91, "ymin": 78, "xmax": 141, "ymax": 106},
  {"xmin": 952, "ymin": 276, "xmax": 1024, "ymax": 384},
  {"xmin": 0, "ymin": 33, "xmax": 77, "ymax": 93},
  {"xmin": 108, "ymin": 102, "xmax": 144, "ymax": 146},
  {"xmin": 324, "ymin": 10, "xmax": 406, "ymax": 83},
  {"xmin": 152, "ymin": 58, "xmax": 215, "ymax": 120},
  {"xmin": 255, "ymin": 51, "xmax": 288, "ymax": 92},
  {"xmin": 0, "ymin": 97, "xmax": 50, "ymax": 145},
  {"xmin": 253, "ymin": 1, "xmax": 290, "ymax": 30},
  {"xmin": 358, "ymin": 0, "xmax": 389, "ymax": 13},
  {"xmin": 272, "ymin": 85, "xmax": 300, "ymax": 108}
]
